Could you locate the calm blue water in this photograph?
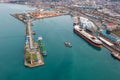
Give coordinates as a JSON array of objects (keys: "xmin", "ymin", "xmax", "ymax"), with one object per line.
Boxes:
[{"xmin": 0, "ymin": 3, "xmax": 120, "ymax": 80}]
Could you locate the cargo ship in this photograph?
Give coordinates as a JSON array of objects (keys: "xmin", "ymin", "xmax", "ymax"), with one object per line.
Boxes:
[
  {"xmin": 38, "ymin": 37, "xmax": 47, "ymax": 56},
  {"xmin": 74, "ymin": 25, "xmax": 102, "ymax": 48}
]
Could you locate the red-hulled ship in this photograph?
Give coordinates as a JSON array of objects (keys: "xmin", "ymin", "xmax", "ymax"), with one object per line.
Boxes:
[
  {"xmin": 111, "ymin": 52, "xmax": 120, "ymax": 60},
  {"xmin": 74, "ymin": 25, "xmax": 102, "ymax": 48}
]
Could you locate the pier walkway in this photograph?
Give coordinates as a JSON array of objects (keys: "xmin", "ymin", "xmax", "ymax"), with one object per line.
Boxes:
[
  {"xmin": 24, "ymin": 17, "xmax": 44, "ymax": 67},
  {"xmin": 27, "ymin": 20, "xmax": 34, "ymax": 49}
]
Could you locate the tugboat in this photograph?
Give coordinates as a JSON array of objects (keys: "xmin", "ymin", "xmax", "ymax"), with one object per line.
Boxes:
[
  {"xmin": 32, "ymin": 31, "xmax": 36, "ymax": 35},
  {"xmin": 38, "ymin": 37, "xmax": 47, "ymax": 56},
  {"xmin": 64, "ymin": 41, "xmax": 72, "ymax": 48}
]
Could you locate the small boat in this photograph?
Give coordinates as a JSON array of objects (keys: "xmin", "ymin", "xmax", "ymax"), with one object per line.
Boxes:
[
  {"xmin": 64, "ymin": 41, "xmax": 72, "ymax": 48},
  {"xmin": 32, "ymin": 31, "xmax": 36, "ymax": 35}
]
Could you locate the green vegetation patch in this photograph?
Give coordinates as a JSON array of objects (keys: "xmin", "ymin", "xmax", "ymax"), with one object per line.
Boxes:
[
  {"xmin": 25, "ymin": 52, "xmax": 31, "ymax": 63},
  {"xmin": 113, "ymin": 30, "xmax": 120, "ymax": 37},
  {"xmin": 32, "ymin": 53, "xmax": 37, "ymax": 60}
]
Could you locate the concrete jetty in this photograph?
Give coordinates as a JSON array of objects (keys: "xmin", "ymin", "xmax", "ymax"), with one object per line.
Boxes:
[
  {"xmin": 24, "ymin": 19, "xmax": 44, "ymax": 67},
  {"xmin": 11, "ymin": 12, "xmax": 44, "ymax": 67},
  {"xmin": 11, "ymin": 9, "xmax": 69, "ymax": 67}
]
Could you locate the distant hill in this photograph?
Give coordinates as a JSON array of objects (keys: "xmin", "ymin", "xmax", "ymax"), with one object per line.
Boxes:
[
  {"xmin": 110, "ymin": 0, "xmax": 120, "ymax": 1},
  {"xmin": 16, "ymin": 0, "xmax": 55, "ymax": 1}
]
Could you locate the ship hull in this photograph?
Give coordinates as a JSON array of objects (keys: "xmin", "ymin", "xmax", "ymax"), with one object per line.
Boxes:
[
  {"xmin": 38, "ymin": 40, "xmax": 47, "ymax": 56},
  {"xmin": 110, "ymin": 52, "xmax": 120, "ymax": 60},
  {"xmin": 74, "ymin": 29, "xmax": 102, "ymax": 48}
]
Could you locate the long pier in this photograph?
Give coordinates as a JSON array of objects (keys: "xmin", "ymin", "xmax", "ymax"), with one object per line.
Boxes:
[
  {"xmin": 11, "ymin": 13, "xmax": 44, "ymax": 67},
  {"xmin": 27, "ymin": 20, "xmax": 34, "ymax": 49},
  {"xmin": 11, "ymin": 9, "xmax": 69, "ymax": 67},
  {"xmin": 24, "ymin": 19, "xmax": 44, "ymax": 67}
]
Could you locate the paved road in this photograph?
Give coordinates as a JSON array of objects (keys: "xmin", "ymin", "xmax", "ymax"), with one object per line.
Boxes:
[{"xmin": 27, "ymin": 20, "xmax": 34, "ymax": 49}]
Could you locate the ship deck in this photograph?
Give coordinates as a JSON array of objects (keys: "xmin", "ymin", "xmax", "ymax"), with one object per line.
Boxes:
[{"xmin": 74, "ymin": 25, "xmax": 101, "ymax": 44}]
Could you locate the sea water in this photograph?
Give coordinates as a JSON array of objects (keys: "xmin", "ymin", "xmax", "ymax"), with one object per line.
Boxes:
[{"xmin": 0, "ymin": 3, "xmax": 120, "ymax": 80}]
